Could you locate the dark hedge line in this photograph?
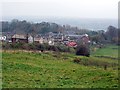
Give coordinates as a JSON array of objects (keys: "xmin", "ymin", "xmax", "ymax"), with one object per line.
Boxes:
[{"xmin": 2, "ymin": 42, "xmax": 75, "ymax": 53}]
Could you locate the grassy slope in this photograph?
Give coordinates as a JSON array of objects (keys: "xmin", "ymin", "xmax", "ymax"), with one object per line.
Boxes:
[
  {"xmin": 2, "ymin": 50, "xmax": 118, "ymax": 88},
  {"xmin": 91, "ymin": 45, "xmax": 119, "ymax": 58}
]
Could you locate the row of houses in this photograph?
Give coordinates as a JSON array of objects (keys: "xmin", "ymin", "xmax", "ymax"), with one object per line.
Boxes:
[{"xmin": 0, "ymin": 32, "xmax": 90, "ymax": 47}]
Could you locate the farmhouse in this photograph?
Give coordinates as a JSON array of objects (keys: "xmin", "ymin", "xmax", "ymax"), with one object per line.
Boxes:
[
  {"xmin": 0, "ymin": 35, "xmax": 6, "ymax": 41},
  {"xmin": 78, "ymin": 34, "xmax": 90, "ymax": 44},
  {"xmin": 34, "ymin": 37, "xmax": 44, "ymax": 44},
  {"xmin": 28, "ymin": 35, "xmax": 33, "ymax": 43},
  {"xmin": 1, "ymin": 32, "xmax": 13, "ymax": 42},
  {"xmin": 12, "ymin": 34, "xmax": 28, "ymax": 43},
  {"xmin": 65, "ymin": 34, "xmax": 90, "ymax": 46}
]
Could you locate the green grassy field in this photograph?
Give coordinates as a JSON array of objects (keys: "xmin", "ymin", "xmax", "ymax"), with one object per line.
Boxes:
[
  {"xmin": 91, "ymin": 45, "xmax": 119, "ymax": 58},
  {"xmin": 2, "ymin": 44, "xmax": 119, "ymax": 88}
]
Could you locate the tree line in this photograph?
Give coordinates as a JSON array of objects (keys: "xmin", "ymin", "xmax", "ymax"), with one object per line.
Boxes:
[{"xmin": 1, "ymin": 19, "xmax": 120, "ymax": 45}]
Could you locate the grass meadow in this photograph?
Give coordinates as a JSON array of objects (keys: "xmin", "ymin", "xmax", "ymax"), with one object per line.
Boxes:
[{"xmin": 1, "ymin": 44, "xmax": 119, "ymax": 88}]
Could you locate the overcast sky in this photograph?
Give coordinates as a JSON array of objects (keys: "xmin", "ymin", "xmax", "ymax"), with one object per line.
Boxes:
[{"xmin": 0, "ymin": 0, "xmax": 119, "ymax": 19}]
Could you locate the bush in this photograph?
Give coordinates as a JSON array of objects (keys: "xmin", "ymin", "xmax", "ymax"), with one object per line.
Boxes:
[
  {"xmin": 2, "ymin": 43, "xmax": 11, "ymax": 50},
  {"xmin": 8, "ymin": 43, "xmax": 23, "ymax": 49},
  {"xmin": 48, "ymin": 45, "xmax": 57, "ymax": 51},
  {"xmin": 27, "ymin": 43, "xmax": 36, "ymax": 50},
  {"xmin": 2, "ymin": 42, "xmax": 75, "ymax": 53},
  {"xmin": 76, "ymin": 44, "xmax": 90, "ymax": 57},
  {"xmin": 73, "ymin": 57, "xmax": 118, "ymax": 69},
  {"xmin": 73, "ymin": 58, "xmax": 81, "ymax": 63},
  {"xmin": 57, "ymin": 45, "xmax": 68, "ymax": 52}
]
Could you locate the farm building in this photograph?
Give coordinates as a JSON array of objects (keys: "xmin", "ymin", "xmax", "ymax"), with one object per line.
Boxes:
[{"xmin": 12, "ymin": 34, "xmax": 28, "ymax": 43}]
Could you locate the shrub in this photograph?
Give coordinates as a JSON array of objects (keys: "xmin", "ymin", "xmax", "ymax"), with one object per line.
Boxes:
[
  {"xmin": 73, "ymin": 57, "xmax": 118, "ymax": 69},
  {"xmin": 21, "ymin": 43, "xmax": 29, "ymax": 50},
  {"xmin": 28, "ymin": 43, "xmax": 36, "ymax": 50},
  {"xmin": 57, "ymin": 45, "xmax": 68, "ymax": 52},
  {"xmin": 10, "ymin": 43, "xmax": 23, "ymax": 49},
  {"xmin": 76, "ymin": 44, "xmax": 90, "ymax": 57},
  {"xmin": 73, "ymin": 58, "xmax": 81, "ymax": 63},
  {"xmin": 2, "ymin": 43, "xmax": 9, "ymax": 49}
]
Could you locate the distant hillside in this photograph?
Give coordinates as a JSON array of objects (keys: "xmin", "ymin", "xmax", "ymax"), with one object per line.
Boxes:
[
  {"xmin": 2, "ymin": 16, "xmax": 118, "ymax": 30},
  {"xmin": 1, "ymin": 19, "xmax": 91, "ymax": 35},
  {"xmin": 1, "ymin": 19, "xmax": 63, "ymax": 34}
]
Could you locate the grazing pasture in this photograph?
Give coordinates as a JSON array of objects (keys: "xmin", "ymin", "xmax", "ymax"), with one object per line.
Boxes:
[
  {"xmin": 91, "ymin": 45, "xmax": 119, "ymax": 58},
  {"xmin": 2, "ymin": 45, "xmax": 119, "ymax": 88}
]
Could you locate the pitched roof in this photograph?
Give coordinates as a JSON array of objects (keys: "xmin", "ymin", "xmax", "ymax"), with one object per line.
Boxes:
[
  {"xmin": 67, "ymin": 41, "xmax": 77, "ymax": 47},
  {"xmin": 12, "ymin": 34, "xmax": 27, "ymax": 39}
]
